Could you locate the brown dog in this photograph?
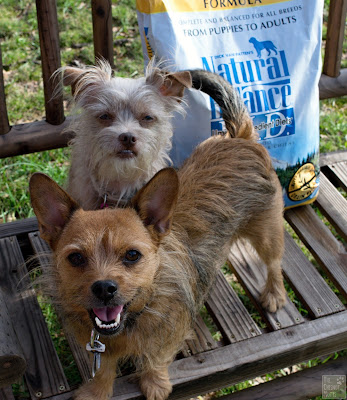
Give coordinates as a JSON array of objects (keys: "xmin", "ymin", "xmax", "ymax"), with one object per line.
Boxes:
[{"xmin": 29, "ymin": 73, "xmax": 286, "ymax": 400}]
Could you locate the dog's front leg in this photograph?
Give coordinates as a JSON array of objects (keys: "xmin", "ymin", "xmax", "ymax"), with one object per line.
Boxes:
[
  {"xmin": 74, "ymin": 355, "xmax": 117, "ymax": 400},
  {"xmin": 138, "ymin": 361, "xmax": 172, "ymax": 400}
]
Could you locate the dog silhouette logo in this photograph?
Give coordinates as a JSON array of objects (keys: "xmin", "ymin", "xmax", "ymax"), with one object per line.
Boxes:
[{"xmin": 249, "ymin": 37, "xmax": 278, "ymax": 58}]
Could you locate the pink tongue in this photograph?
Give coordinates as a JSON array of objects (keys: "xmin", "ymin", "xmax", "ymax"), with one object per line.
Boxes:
[{"xmin": 93, "ymin": 305, "xmax": 124, "ymax": 322}]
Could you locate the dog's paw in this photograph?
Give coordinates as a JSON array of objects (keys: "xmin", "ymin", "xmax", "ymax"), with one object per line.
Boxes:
[
  {"xmin": 139, "ymin": 371, "xmax": 172, "ymax": 400},
  {"xmin": 73, "ymin": 383, "xmax": 112, "ymax": 400},
  {"xmin": 260, "ymin": 285, "xmax": 286, "ymax": 313}
]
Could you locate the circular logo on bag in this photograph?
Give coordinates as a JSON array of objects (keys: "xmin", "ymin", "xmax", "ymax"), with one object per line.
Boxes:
[{"xmin": 288, "ymin": 163, "xmax": 318, "ymax": 201}]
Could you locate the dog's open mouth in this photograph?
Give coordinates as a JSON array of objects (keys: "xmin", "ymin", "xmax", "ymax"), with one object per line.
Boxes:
[
  {"xmin": 117, "ymin": 150, "xmax": 136, "ymax": 159},
  {"xmin": 90, "ymin": 305, "xmax": 125, "ymax": 335}
]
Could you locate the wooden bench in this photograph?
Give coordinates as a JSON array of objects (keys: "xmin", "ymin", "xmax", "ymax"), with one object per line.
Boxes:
[
  {"xmin": 1, "ymin": 1, "xmax": 346, "ymax": 399},
  {"xmin": 0, "ymin": 151, "xmax": 346, "ymax": 399}
]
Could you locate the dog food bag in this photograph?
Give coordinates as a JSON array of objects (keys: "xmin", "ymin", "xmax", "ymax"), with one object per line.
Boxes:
[{"xmin": 136, "ymin": 0, "xmax": 324, "ymax": 208}]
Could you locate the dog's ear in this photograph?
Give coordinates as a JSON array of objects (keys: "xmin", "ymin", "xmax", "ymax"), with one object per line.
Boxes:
[
  {"xmin": 29, "ymin": 173, "xmax": 80, "ymax": 249},
  {"xmin": 132, "ymin": 168, "xmax": 179, "ymax": 241},
  {"xmin": 147, "ymin": 68, "xmax": 192, "ymax": 99},
  {"xmin": 62, "ymin": 67, "xmax": 85, "ymax": 95},
  {"xmin": 62, "ymin": 61, "xmax": 112, "ymax": 99},
  {"xmin": 159, "ymin": 71, "xmax": 192, "ymax": 98}
]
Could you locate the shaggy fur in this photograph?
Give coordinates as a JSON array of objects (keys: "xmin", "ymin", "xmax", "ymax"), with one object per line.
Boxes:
[
  {"xmin": 58, "ymin": 60, "xmax": 191, "ymax": 209},
  {"xmin": 30, "ymin": 71, "xmax": 286, "ymax": 400}
]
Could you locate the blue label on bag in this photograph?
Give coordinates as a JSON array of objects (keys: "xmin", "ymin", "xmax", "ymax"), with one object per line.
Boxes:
[{"xmin": 137, "ymin": 0, "xmax": 323, "ymax": 208}]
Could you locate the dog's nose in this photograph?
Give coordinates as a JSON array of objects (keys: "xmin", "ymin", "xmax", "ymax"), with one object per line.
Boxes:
[
  {"xmin": 119, "ymin": 133, "xmax": 137, "ymax": 146},
  {"xmin": 91, "ymin": 280, "xmax": 118, "ymax": 303}
]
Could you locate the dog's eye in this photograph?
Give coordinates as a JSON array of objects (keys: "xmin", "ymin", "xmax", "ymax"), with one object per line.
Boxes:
[
  {"xmin": 142, "ymin": 115, "xmax": 154, "ymax": 122},
  {"xmin": 67, "ymin": 252, "xmax": 87, "ymax": 267},
  {"xmin": 123, "ymin": 250, "xmax": 142, "ymax": 265},
  {"xmin": 99, "ymin": 113, "xmax": 112, "ymax": 121}
]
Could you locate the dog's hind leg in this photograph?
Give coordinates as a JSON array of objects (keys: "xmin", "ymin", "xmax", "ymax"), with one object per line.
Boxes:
[
  {"xmin": 243, "ymin": 207, "xmax": 287, "ymax": 313},
  {"xmin": 259, "ymin": 257, "xmax": 286, "ymax": 313}
]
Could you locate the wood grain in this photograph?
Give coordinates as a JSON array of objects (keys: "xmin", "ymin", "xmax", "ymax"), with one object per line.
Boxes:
[
  {"xmin": 0, "ymin": 386, "xmax": 15, "ymax": 400},
  {"xmin": 35, "ymin": 0, "xmax": 64, "ymax": 125},
  {"xmin": 183, "ymin": 314, "xmax": 218, "ymax": 356},
  {"xmin": 92, "ymin": 0, "xmax": 114, "ymax": 67},
  {"xmin": 0, "ymin": 45, "xmax": 10, "ymax": 135},
  {"xmin": 319, "ymin": 70, "xmax": 347, "ymax": 99},
  {"xmin": 0, "ymin": 237, "xmax": 69, "ymax": 398},
  {"xmin": 221, "ymin": 356, "xmax": 347, "ymax": 400},
  {"xmin": 167, "ymin": 311, "xmax": 347, "ymax": 400},
  {"xmin": 320, "ymin": 150, "xmax": 347, "ymax": 167},
  {"xmin": 315, "ymin": 172, "xmax": 347, "ymax": 241},
  {"xmin": 0, "ymin": 118, "xmax": 72, "ymax": 159},
  {"xmin": 323, "ymin": 0, "xmax": 347, "ymax": 77},
  {"xmin": 328, "ymin": 161, "xmax": 347, "ymax": 191},
  {"xmin": 285, "ymin": 206, "xmax": 347, "ymax": 298},
  {"xmin": 282, "ymin": 231, "xmax": 345, "ymax": 318},
  {"xmin": 206, "ymin": 271, "xmax": 261, "ymax": 343},
  {"xmin": 0, "ymin": 290, "xmax": 26, "ymax": 388},
  {"xmin": 228, "ymin": 241, "xmax": 304, "ymax": 330},
  {"xmin": 0, "ymin": 218, "xmax": 38, "ymax": 240}
]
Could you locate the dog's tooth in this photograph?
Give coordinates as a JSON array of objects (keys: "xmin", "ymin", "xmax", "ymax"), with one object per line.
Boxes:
[
  {"xmin": 116, "ymin": 313, "xmax": 121, "ymax": 324},
  {"xmin": 95, "ymin": 317, "xmax": 102, "ymax": 327}
]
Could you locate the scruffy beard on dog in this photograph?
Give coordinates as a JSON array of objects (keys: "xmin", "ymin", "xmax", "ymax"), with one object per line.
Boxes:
[{"xmin": 58, "ymin": 60, "xmax": 192, "ymax": 209}]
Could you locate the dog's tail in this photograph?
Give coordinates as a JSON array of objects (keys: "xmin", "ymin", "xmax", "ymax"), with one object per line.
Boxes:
[{"xmin": 188, "ymin": 69, "xmax": 257, "ymax": 141}]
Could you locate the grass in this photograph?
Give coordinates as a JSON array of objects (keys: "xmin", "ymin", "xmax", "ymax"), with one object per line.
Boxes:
[{"xmin": 0, "ymin": 0, "xmax": 346, "ymax": 398}]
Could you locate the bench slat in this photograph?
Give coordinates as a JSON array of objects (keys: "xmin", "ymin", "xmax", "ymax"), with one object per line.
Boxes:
[
  {"xmin": 206, "ymin": 271, "xmax": 261, "ymax": 343},
  {"xmin": 183, "ymin": 314, "xmax": 218, "ymax": 356},
  {"xmin": 47, "ymin": 312, "xmax": 347, "ymax": 400},
  {"xmin": 282, "ymin": 231, "xmax": 345, "ymax": 317},
  {"xmin": 0, "ymin": 237, "xmax": 69, "ymax": 398},
  {"xmin": 16, "ymin": 313, "xmax": 347, "ymax": 400},
  {"xmin": 285, "ymin": 206, "xmax": 347, "ymax": 299},
  {"xmin": 228, "ymin": 241, "xmax": 304, "ymax": 330},
  {"xmin": 320, "ymin": 150, "xmax": 347, "ymax": 167},
  {"xmin": 315, "ymin": 172, "xmax": 347, "ymax": 241},
  {"xmin": 220, "ymin": 356, "xmax": 347, "ymax": 400},
  {"xmin": 0, "ymin": 289, "xmax": 27, "ymax": 387},
  {"xmin": 328, "ymin": 161, "xmax": 347, "ymax": 191},
  {"xmin": 168, "ymin": 311, "xmax": 347, "ymax": 400},
  {"xmin": 0, "ymin": 387, "xmax": 15, "ymax": 400},
  {"xmin": 0, "ymin": 218, "xmax": 38, "ymax": 239}
]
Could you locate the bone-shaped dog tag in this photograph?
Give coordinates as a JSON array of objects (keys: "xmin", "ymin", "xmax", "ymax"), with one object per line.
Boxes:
[{"xmin": 92, "ymin": 352, "xmax": 101, "ymax": 377}]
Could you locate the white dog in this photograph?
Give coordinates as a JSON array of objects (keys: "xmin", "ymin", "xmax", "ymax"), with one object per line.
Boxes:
[{"xmin": 59, "ymin": 60, "xmax": 191, "ymax": 209}]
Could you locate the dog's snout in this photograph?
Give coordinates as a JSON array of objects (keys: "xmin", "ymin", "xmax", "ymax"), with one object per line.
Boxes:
[
  {"xmin": 119, "ymin": 133, "xmax": 137, "ymax": 146},
  {"xmin": 92, "ymin": 280, "xmax": 118, "ymax": 303}
]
